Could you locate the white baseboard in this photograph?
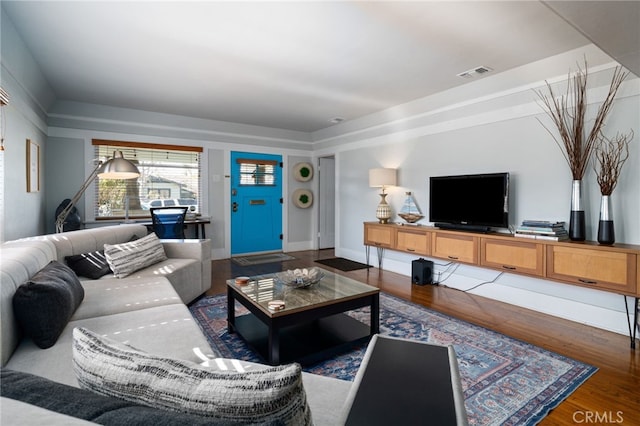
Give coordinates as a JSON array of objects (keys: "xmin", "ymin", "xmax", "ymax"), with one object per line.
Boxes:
[{"xmin": 335, "ymin": 247, "xmax": 636, "ymax": 338}]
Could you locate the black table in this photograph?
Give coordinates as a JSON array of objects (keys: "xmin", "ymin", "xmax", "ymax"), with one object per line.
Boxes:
[{"xmin": 226, "ymin": 269, "xmax": 379, "ymax": 365}]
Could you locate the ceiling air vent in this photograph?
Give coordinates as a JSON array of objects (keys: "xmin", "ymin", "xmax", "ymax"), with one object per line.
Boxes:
[{"xmin": 457, "ymin": 66, "xmax": 493, "ymax": 79}]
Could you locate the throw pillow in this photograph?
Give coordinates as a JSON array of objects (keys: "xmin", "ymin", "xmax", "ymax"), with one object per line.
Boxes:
[
  {"xmin": 72, "ymin": 328, "xmax": 312, "ymax": 425},
  {"xmin": 0, "ymin": 368, "xmax": 215, "ymax": 425},
  {"xmin": 65, "ymin": 250, "xmax": 112, "ymax": 279},
  {"xmin": 13, "ymin": 261, "xmax": 85, "ymax": 349},
  {"xmin": 103, "ymin": 232, "xmax": 167, "ymax": 278}
]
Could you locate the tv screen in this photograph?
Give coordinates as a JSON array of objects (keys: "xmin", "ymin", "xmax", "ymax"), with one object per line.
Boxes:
[{"xmin": 429, "ymin": 172, "xmax": 509, "ymax": 230}]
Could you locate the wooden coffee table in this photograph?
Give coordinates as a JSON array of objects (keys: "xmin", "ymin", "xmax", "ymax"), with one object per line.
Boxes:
[{"xmin": 227, "ymin": 268, "xmax": 379, "ymax": 365}]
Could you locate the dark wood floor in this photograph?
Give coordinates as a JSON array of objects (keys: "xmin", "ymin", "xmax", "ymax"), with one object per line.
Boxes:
[{"xmin": 208, "ymin": 249, "xmax": 640, "ymax": 425}]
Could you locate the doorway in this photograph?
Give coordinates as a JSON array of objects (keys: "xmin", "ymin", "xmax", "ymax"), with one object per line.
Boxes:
[
  {"xmin": 318, "ymin": 156, "xmax": 335, "ymax": 249},
  {"xmin": 230, "ymin": 151, "xmax": 283, "ymax": 255}
]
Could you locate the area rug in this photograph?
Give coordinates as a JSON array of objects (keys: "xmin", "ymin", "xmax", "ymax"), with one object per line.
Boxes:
[
  {"xmin": 231, "ymin": 253, "xmax": 295, "ymax": 266},
  {"xmin": 314, "ymin": 257, "xmax": 370, "ymax": 271},
  {"xmin": 189, "ymin": 293, "xmax": 597, "ymax": 425}
]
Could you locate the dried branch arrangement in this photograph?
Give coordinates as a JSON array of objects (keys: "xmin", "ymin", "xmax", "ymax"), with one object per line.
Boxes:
[
  {"xmin": 535, "ymin": 61, "xmax": 629, "ymax": 180},
  {"xmin": 594, "ymin": 131, "xmax": 633, "ymax": 195}
]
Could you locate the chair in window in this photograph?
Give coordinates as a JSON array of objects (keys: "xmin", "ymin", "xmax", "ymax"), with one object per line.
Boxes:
[{"xmin": 150, "ymin": 207, "xmax": 188, "ymax": 239}]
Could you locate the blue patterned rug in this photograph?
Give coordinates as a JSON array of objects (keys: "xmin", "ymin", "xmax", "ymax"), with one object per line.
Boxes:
[{"xmin": 190, "ymin": 293, "xmax": 596, "ymax": 425}]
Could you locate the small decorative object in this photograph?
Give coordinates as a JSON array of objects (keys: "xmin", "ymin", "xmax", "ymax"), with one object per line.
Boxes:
[
  {"xmin": 369, "ymin": 168, "xmax": 397, "ymax": 224},
  {"xmin": 292, "ymin": 188, "xmax": 313, "ymax": 208},
  {"xmin": 593, "ymin": 131, "xmax": 633, "ymax": 245},
  {"xmin": 398, "ymin": 192, "xmax": 423, "ymax": 223},
  {"xmin": 235, "ymin": 276, "xmax": 250, "ymax": 285},
  {"xmin": 267, "ymin": 300, "xmax": 285, "ymax": 311},
  {"xmin": 536, "ymin": 60, "xmax": 629, "ymax": 241},
  {"xmin": 274, "ymin": 268, "xmax": 324, "ymax": 288},
  {"xmin": 293, "ymin": 162, "xmax": 314, "ymax": 182}
]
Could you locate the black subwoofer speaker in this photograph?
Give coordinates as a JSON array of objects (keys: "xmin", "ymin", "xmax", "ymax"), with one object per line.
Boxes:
[{"xmin": 412, "ymin": 258, "xmax": 433, "ymax": 285}]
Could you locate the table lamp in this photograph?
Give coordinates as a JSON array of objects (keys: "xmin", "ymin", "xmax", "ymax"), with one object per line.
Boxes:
[{"xmin": 369, "ymin": 168, "xmax": 397, "ymax": 223}]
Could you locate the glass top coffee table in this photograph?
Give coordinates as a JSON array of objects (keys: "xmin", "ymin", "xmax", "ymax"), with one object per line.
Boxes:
[{"xmin": 226, "ymin": 267, "xmax": 379, "ymax": 365}]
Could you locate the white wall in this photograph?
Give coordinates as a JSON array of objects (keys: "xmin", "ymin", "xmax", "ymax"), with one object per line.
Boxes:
[
  {"xmin": 287, "ymin": 154, "xmax": 314, "ymax": 251},
  {"xmin": 0, "ymin": 10, "xmax": 54, "ymax": 241},
  {"xmin": 323, "ymin": 46, "xmax": 640, "ymax": 337}
]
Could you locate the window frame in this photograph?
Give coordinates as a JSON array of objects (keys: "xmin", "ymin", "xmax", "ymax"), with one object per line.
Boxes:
[{"xmin": 92, "ymin": 139, "xmax": 203, "ymax": 221}]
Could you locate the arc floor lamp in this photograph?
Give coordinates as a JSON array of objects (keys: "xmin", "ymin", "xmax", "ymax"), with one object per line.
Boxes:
[{"xmin": 55, "ymin": 151, "xmax": 140, "ymax": 233}]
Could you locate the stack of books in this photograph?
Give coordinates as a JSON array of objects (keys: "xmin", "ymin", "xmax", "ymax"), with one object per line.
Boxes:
[{"xmin": 515, "ymin": 220, "xmax": 569, "ymax": 241}]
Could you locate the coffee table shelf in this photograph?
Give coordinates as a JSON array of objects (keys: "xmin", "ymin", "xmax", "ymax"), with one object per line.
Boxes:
[
  {"xmin": 227, "ymin": 267, "xmax": 379, "ymax": 365},
  {"xmin": 233, "ymin": 312, "xmax": 371, "ymax": 365}
]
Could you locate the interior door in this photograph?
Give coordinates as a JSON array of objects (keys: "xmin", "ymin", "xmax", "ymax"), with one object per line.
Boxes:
[
  {"xmin": 318, "ymin": 156, "xmax": 335, "ymax": 249},
  {"xmin": 230, "ymin": 152, "xmax": 283, "ymax": 255}
]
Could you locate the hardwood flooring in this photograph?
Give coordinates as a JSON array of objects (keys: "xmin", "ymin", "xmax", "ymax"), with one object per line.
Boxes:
[{"xmin": 207, "ymin": 249, "xmax": 640, "ymax": 425}]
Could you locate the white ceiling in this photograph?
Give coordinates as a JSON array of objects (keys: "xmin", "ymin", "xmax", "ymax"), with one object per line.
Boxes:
[{"xmin": 2, "ymin": 1, "xmax": 638, "ymax": 133}]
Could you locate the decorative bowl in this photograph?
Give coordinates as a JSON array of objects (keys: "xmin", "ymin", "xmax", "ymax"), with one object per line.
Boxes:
[{"xmin": 274, "ymin": 268, "xmax": 324, "ymax": 288}]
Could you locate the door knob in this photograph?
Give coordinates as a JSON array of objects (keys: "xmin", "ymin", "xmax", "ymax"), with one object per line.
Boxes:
[{"xmin": 232, "ymin": 202, "xmax": 238, "ymax": 212}]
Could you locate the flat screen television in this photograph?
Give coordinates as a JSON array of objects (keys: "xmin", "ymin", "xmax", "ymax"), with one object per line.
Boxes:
[{"xmin": 429, "ymin": 172, "xmax": 509, "ymax": 232}]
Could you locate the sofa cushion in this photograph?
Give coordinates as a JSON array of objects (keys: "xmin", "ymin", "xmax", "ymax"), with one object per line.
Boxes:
[
  {"xmin": 104, "ymin": 232, "xmax": 167, "ymax": 278},
  {"xmin": 13, "ymin": 261, "xmax": 84, "ymax": 349},
  {"xmin": 70, "ymin": 276, "xmax": 182, "ymax": 321},
  {"xmin": 65, "ymin": 250, "xmax": 112, "ymax": 279},
  {"xmin": 1, "ymin": 369, "xmax": 214, "ymax": 425},
  {"xmin": 73, "ymin": 327, "xmax": 312, "ymax": 425},
  {"xmin": 5, "ymin": 304, "xmax": 219, "ymax": 387}
]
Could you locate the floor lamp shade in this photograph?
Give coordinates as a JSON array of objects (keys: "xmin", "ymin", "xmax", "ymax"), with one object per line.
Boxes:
[
  {"xmin": 98, "ymin": 151, "xmax": 140, "ymax": 179},
  {"xmin": 55, "ymin": 151, "xmax": 140, "ymax": 233},
  {"xmin": 369, "ymin": 168, "xmax": 397, "ymax": 223}
]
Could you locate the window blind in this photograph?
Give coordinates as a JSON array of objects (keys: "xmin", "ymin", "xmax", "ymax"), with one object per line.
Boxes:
[{"xmin": 92, "ymin": 140, "xmax": 202, "ymax": 219}]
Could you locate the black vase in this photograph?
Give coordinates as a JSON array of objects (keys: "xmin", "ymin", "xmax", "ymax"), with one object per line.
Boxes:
[
  {"xmin": 597, "ymin": 195, "xmax": 615, "ymax": 245},
  {"xmin": 569, "ymin": 180, "xmax": 586, "ymax": 241}
]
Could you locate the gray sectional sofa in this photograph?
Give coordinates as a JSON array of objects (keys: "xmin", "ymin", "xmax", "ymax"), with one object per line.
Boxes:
[{"xmin": 0, "ymin": 225, "xmax": 351, "ymax": 425}]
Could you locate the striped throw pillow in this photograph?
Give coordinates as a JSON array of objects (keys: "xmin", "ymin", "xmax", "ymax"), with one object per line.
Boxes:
[
  {"xmin": 72, "ymin": 328, "xmax": 312, "ymax": 425},
  {"xmin": 103, "ymin": 232, "xmax": 167, "ymax": 278}
]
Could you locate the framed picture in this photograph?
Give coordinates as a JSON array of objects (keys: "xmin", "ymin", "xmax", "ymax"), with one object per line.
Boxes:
[{"xmin": 26, "ymin": 139, "xmax": 39, "ymax": 192}]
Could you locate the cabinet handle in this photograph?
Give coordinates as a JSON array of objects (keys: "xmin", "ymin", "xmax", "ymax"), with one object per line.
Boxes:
[
  {"xmin": 448, "ymin": 256, "xmax": 459, "ymax": 260},
  {"xmin": 578, "ymin": 278, "xmax": 598, "ymax": 285},
  {"xmin": 406, "ymin": 248, "xmax": 415, "ymax": 252},
  {"xmin": 374, "ymin": 242, "xmax": 382, "ymax": 246},
  {"xmin": 502, "ymin": 266, "xmax": 516, "ymax": 270}
]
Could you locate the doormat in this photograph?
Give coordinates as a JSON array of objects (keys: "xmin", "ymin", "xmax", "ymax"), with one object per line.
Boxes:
[
  {"xmin": 315, "ymin": 257, "xmax": 370, "ymax": 271},
  {"xmin": 190, "ymin": 293, "xmax": 597, "ymax": 426},
  {"xmin": 232, "ymin": 253, "xmax": 296, "ymax": 266}
]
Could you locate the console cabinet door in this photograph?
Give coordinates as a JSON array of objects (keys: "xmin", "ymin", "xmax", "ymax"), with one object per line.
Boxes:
[
  {"xmin": 481, "ymin": 238, "xmax": 544, "ymax": 277},
  {"xmin": 396, "ymin": 229, "xmax": 430, "ymax": 256},
  {"xmin": 432, "ymin": 233, "xmax": 478, "ymax": 264},
  {"xmin": 546, "ymin": 245, "xmax": 637, "ymax": 294},
  {"xmin": 364, "ymin": 223, "xmax": 394, "ymax": 248}
]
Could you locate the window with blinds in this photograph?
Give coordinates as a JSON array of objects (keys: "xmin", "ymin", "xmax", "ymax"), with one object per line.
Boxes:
[
  {"xmin": 237, "ymin": 159, "xmax": 278, "ymax": 186},
  {"xmin": 93, "ymin": 140, "xmax": 202, "ymax": 219}
]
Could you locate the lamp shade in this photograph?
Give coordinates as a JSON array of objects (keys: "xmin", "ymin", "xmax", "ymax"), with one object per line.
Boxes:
[
  {"xmin": 98, "ymin": 151, "xmax": 140, "ymax": 179},
  {"xmin": 369, "ymin": 168, "xmax": 397, "ymax": 188}
]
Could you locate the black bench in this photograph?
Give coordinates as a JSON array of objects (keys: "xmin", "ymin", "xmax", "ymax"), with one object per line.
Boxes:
[{"xmin": 342, "ymin": 334, "xmax": 468, "ymax": 425}]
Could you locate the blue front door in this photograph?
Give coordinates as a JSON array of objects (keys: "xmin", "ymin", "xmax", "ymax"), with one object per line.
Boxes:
[{"xmin": 230, "ymin": 151, "xmax": 283, "ymax": 255}]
